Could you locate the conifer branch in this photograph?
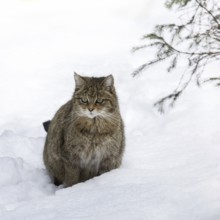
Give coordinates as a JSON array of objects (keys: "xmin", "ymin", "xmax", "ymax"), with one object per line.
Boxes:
[{"xmin": 133, "ymin": 0, "xmax": 220, "ymax": 112}]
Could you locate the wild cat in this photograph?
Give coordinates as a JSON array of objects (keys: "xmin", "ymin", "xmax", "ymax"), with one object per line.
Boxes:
[{"xmin": 43, "ymin": 73, "xmax": 125, "ymax": 187}]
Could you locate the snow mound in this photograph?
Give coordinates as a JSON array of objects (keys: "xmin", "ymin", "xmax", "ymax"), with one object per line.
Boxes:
[
  {"xmin": 0, "ymin": 156, "xmax": 55, "ymax": 212},
  {"xmin": 0, "ymin": 131, "xmax": 56, "ymax": 213},
  {"xmin": 0, "ymin": 130, "xmax": 44, "ymax": 168}
]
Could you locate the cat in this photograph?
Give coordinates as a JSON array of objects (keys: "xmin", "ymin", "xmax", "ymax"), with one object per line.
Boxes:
[{"xmin": 43, "ymin": 73, "xmax": 125, "ymax": 187}]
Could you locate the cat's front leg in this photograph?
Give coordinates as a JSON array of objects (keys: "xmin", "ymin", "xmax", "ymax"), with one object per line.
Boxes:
[
  {"xmin": 63, "ymin": 162, "xmax": 80, "ymax": 187},
  {"xmin": 98, "ymin": 157, "xmax": 121, "ymax": 176}
]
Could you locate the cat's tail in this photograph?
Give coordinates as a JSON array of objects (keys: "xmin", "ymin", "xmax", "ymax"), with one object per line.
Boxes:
[{"xmin": 43, "ymin": 120, "xmax": 51, "ymax": 133}]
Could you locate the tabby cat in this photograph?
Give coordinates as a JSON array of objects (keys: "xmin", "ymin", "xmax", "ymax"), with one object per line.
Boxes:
[{"xmin": 43, "ymin": 73, "xmax": 125, "ymax": 187}]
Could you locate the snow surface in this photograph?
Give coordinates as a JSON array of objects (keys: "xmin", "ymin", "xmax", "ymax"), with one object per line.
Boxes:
[{"xmin": 0, "ymin": 0, "xmax": 220, "ymax": 219}]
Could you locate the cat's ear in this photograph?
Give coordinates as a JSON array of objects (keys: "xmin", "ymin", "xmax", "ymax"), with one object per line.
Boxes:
[
  {"xmin": 103, "ymin": 75, "xmax": 114, "ymax": 88},
  {"xmin": 74, "ymin": 72, "xmax": 85, "ymax": 89}
]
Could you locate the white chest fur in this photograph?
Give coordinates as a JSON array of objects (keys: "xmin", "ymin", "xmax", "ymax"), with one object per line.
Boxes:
[{"xmin": 79, "ymin": 144, "xmax": 105, "ymax": 172}]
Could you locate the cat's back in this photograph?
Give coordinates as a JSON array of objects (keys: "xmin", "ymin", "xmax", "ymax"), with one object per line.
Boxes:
[
  {"xmin": 44, "ymin": 100, "xmax": 72, "ymax": 158},
  {"xmin": 48, "ymin": 100, "xmax": 72, "ymax": 133}
]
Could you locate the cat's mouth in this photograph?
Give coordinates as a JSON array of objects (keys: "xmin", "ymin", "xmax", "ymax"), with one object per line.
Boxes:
[
  {"xmin": 89, "ymin": 112, "xmax": 95, "ymax": 118},
  {"xmin": 80, "ymin": 109, "xmax": 107, "ymax": 119},
  {"xmin": 85, "ymin": 111, "xmax": 99, "ymax": 119}
]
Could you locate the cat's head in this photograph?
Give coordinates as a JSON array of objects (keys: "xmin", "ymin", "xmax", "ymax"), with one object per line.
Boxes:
[{"xmin": 73, "ymin": 73, "xmax": 118, "ymax": 119}]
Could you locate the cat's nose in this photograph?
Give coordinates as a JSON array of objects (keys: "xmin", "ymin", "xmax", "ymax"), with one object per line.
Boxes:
[{"xmin": 88, "ymin": 107, "xmax": 94, "ymax": 112}]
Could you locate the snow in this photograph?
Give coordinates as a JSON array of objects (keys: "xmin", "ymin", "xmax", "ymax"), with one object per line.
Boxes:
[{"xmin": 0, "ymin": 0, "xmax": 220, "ymax": 219}]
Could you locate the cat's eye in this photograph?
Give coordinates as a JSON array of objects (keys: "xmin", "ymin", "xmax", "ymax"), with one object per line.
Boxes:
[
  {"xmin": 96, "ymin": 98, "xmax": 104, "ymax": 104},
  {"xmin": 80, "ymin": 98, "xmax": 88, "ymax": 104}
]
